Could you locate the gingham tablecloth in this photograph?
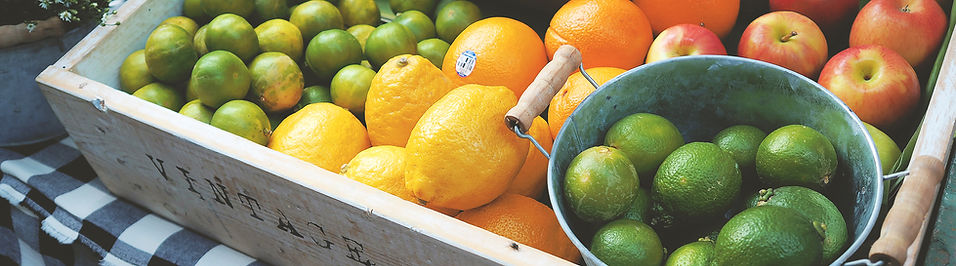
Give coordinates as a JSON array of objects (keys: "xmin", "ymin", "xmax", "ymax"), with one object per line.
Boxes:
[{"xmin": 0, "ymin": 137, "xmax": 267, "ymax": 265}]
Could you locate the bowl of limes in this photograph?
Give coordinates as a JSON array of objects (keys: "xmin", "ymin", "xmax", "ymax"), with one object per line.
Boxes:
[{"xmin": 530, "ymin": 52, "xmax": 881, "ymax": 265}]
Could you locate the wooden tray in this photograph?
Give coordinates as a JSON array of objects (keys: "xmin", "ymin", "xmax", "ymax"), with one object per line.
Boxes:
[{"xmin": 34, "ymin": 1, "xmax": 571, "ymax": 265}]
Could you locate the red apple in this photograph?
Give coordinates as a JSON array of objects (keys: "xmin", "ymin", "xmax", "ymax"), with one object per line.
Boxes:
[
  {"xmin": 738, "ymin": 11, "xmax": 829, "ymax": 78},
  {"xmin": 850, "ymin": 0, "xmax": 947, "ymax": 67},
  {"xmin": 769, "ymin": 0, "xmax": 858, "ymax": 32},
  {"xmin": 645, "ymin": 24, "xmax": 727, "ymax": 64},
  {"xmin": 818, "ymin": 45, "xmax": 920, "ymax": 128}
]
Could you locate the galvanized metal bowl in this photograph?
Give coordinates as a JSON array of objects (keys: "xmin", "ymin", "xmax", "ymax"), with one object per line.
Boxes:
[{"xmin": 546, "ymin": 55, "xmax": 882, "ymax": 265}]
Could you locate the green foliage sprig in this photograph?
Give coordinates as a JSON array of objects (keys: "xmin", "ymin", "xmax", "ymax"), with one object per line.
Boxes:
[{"xmin": 6, "ymin": 0, "xmax": 116, "ymax": 31}]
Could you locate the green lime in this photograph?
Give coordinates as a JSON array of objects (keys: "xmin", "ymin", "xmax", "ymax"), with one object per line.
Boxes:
[
  {"xmin": 864, "ymin": 122, "xmax": 901, "ymax": 175},
  {"xmin": 713, "ymin": 125, "xmax": 766, "ymax": 169},
  {"xmin": 665, "ymin": 239, "xmax": 716, "ymax": 266},
  {"xmin": 604, "ymin": 113, "xmax": 684, "ymax": 182},
  {"xmin": 191, "ymin": 50, "xmax": 252, "ymax": 108},
  {"xmin": 622, "ymin": 187, "xmax": 651, "ymax": 224},
  {"xmin": 434, "ymin": 0, "xmax": 455, "ymax": 16},
  {"xmin": 210, "ymin": 100, "xmax": 272, "ymax": 145},
  {"xmin": 653, "ymin": 142, "xmax": 741, "ymax": 220},
  {"xmin": 144, "ymin": 24, "xmax": 197, "ymax": 83},
  {"xmin": 394, "ymin": 10, "xmax": 435, "ymax": 42},
  {"xmin": 416, "ymin": 38, "xmax": 449, "ymax": 68},
  {"xmin": 591, "ymin": 219, "xmax": 665, "ymax": 266},
  {"xmin": 186, "ymin": 78, "xmax": 200, "ymax": 102},
  {"xmin": 756, "ymin": 125, "xmax": 838, "ymax": 188},
  {"xmin": 715, "ymin": 206, "xmax": 824, "ymax": 266},
  {"xmin": 119, "ymin": 49, "xmax": 155, "ymax": 93},
  {"xmin": 201, "ymin": 0, "xmax": 255, "ymax": 18},
  {"xmin": 330, "ymin": 64, "xmax": 375, "ymax": 113},
  {"xmin": 248, "ymin": 52, "xmax": 305, "ymax": 113},
  {"xmin": 133, "ymin": 83, "xmax": 185, "ymax": 111},
  {"xmin": 179, "ymin": 99, "xmax": 215, "ymax": 123},
  {"xmin": 254, "ymin": 0, "xmax": 290, "ymax": 23},
  {"xmin": 205, "ymin": 14, "xmax": 260, "ymax": 62},
  {"xmin": 745, "ymin": 186, "xmax": 847, "ymax": 262},
  {"xmin": 193, "ymin": 25, "xmax": 209, "ymax": 56},
  {"xmin": 183, "ymin": 0, "xmax": 208, "ymax": 23},
  {"xmin": 290, "ymin": 0, "xmax": 345, "ymax": 42},
  {"xmin": 338, "ymin": 0, "xmax": 380, "ymax": 27},
  {"xmin": 305, "ymin": 29, "xmax": 364, "ymax": 81},
  {"xmin": 346, "ymin": 24, "xmax": 376, "ymax": 50},
  {"xmin": 434, "ymin": 0, "xmax": 481, "ymax": 43},
  {"xmin": 294, "ymin": 85, "xmax": 332, "ymax": 111},
  {"xmin": 364, "ymin": 22, "xmax": 417, "ymax": 69},
  {"xmin": 255, "ymin": 19, "xmax": 305, "ymax": 62},
  {"xmin": 159, "ymin": 16, "xmax": 199, "ymax": 37},
  {"xmin": 564, "ymin": 146, "xmax": 639, "ymax": 223},
  {"xmin": 391, "ymin": 0, "xmax": 437, "ymax": 15}
]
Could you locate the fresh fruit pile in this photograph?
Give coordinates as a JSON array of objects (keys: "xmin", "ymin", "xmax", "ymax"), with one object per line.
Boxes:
[
  {"xmin": 118, "ymin": 0, "xmax": 578, "ymax": 262},
  {"xmin": 120, "ymin": 0, "xmax": 482, "ymax": 147},
  {"xmin": 564, "ymin": 114, "xmax": 850, "ymax": 265},
  {"xmin": 114, "ymin": 0, "xmax": 947, "ymax": 264}
]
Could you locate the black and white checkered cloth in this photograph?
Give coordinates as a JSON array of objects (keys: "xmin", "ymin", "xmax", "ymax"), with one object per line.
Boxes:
[{"xmin": 0, "ymin": 137, "xmax": 267, "ymax": 265}]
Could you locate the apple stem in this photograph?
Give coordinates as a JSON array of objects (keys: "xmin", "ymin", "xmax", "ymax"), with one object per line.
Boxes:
[
  {"xmin": 780, "ymin": 31, "xmax": 798, "ymax": 42},
  {"xmin": 901, "ymin": 4, "xmax": 910, "ymax": 12}
]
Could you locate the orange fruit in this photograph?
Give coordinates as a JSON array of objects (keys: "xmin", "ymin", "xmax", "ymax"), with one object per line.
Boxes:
[
  {"xmin": 545, "ymin": 0, "xmax": 653, "ymax": 69},
  {"xmin": 633, "ymin": 0, "xmax": 740, "ymax": 39},
  {"xmin": 442, "ymin": 17, "xmax": 548, "ymax": 98},
  {"xmin": 457, "ymin": 193, "xmax": 582, "ymax": 262},
  {"xmin": 548, "ymin": 67, "xmax": 626, "ymax": 137},
  {"xmin": 507, "ymin": 117, "xmax": 553, "ymax": 199},
  {"xmin": 269, "ymin": 103, "xmax": 371, "ymax": 172},
  {"xmin": 404, "ymin": 85, "xmax": 528, "ymax": 210}
]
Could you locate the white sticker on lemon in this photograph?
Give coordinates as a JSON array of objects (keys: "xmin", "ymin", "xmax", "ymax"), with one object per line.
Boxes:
[{"xmin": 456, "ymin": 50, "xmax": 477, "ymax": 77}]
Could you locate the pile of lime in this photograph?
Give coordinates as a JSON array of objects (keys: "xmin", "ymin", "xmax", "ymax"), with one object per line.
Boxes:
[
  {"xmin": 563, "ymin": 113, "xmax": 847, "ymax": 265},
  {"xmin": 118, "ymin": 0, "xmax": 483, "ymax": 145}
]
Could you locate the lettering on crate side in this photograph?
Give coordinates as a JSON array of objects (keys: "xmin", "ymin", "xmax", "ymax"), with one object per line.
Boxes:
[
  {"xmin": 237, "ymin": 192, "xmax": 264, "ymax": 221},
  {"xmin": 176, "ymin": 166, "xmax": 204, "ymax": 200},
  {"xmin": 343, "ymin": 236, "xmax": 375, "ymax": 266},
  {"xmin": 275, "ymin": 209, "xmax": 304, "ymax": 238},
  {"xmin": 145, "ymin": 154, "xmax": 171, "ymax": 181},
  {"xmin": 205, "ymin": 177, "xmax": 233, "ymax": 208},
  {"xmin": 307, "ymin": 222, "xmax": 335, "ymax": 249}
]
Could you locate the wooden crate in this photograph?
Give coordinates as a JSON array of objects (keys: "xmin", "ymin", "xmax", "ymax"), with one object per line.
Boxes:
[{"xmin": 34, "ymin": 1, "xmax": 572, "ymax": 265}]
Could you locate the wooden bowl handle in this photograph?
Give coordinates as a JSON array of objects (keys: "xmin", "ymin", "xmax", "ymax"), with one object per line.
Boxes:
[
  {"xmin": 869, "ymin": 31, "xmax": 956, "ymax": 265},
  {"xmin": 870, "ymin": 155, "xmax": 948, "ymax": 265},
  {"xmin": 505, "ymin": 45, "xmax": 582, "ymax": 133}
]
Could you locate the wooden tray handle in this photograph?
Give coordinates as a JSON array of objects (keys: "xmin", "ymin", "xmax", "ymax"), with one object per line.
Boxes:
[
  {"xmin": 505, "ymin": 45, "xmax": 582, "ymax": 133},
  {"xmin": 869, "ymin": 28, "xmax": 956, "ymax": 264},
  {"xmin": 870, "ymin": 155, "xmax": 947, "ymax": 265}
]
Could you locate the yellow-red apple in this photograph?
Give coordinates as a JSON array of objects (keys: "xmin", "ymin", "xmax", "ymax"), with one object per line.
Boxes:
[
  {"xmin": 770, "ymin": 0, "xmax": 858, "ymax": 32},
  {"xmin": 646, "ymin": 24, "xmax": 727, "ymax": 64},
  {"xmin": 850, "ymin": 0, "xmax": 947, "ymax": 66},
  {"xmin": 738, "ymin": 11, "xmax": 828, "ymax": 78},
  {"xmin": 818, "ymin": 45, "xmax": 920, "ymax": 128}
]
